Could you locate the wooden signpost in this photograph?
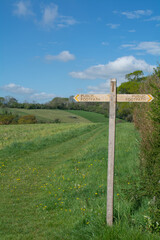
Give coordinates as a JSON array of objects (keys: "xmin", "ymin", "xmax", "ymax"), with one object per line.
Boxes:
[
  {"xmin": 74, "ymin": 78, "xmax": 154, "ymax": 226},
  {"xmin": 74, "ymin": 93, "xmax": 153, "ymax": 103}
]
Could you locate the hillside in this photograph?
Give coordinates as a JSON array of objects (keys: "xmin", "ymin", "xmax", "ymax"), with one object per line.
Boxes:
[
  {"xmin": 0, "ymin": 108, "xmax": 91, "ymax": 124},
  {"xmin": 66, "ymin": 110, "xmax": 108, "ymax": 123}
]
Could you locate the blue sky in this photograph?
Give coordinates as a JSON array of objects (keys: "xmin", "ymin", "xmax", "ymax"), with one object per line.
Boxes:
[{"xmin": 1, "ymin": 0, "xmax": 160, "ymax": 103}]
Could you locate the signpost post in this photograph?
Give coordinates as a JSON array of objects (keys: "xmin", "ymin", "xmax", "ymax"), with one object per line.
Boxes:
[
  {"xmin": 74, "ymin": 78, "xmax": 154, "ymax": 226},
  {"xmin": 107, "ymin": 79, "xmax": 116, "ymax": 226}
]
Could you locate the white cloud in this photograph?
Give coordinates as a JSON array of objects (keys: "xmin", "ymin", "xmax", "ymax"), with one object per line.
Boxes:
[
  {"xmin": 128, "ymin": 29, "xmax": 136, "ymax": 32},
  {"xmin": 87, "ymin": 81, "xmax": 110, "ymax": 94},
  {"xmin": 40, "ymin": 4, "xmax": 77, "ymax": 29},
  {"xmin": 13, "ymin": 1, "xmax": 34, "ymax": 17},
  {"xmin": 13, "ymin": 2, "xmax": 77, "ymax": 29},
  {"xmin": 102, "ymin": 42, "xmax": 109, "ymax": 46},
  {"xmin": 70, "ymin": 56, "xmax": 155, "ymax": 80},
  {"xmin": 0, "ymin": 83, "xmax": 55, "ymax": 102},
  {"xmin": 121, "ymin": 10, "xmax": 152, "ymax": 19},
  {"xmin": 97, "ymin": 17, "xmax": 102, "ymax": 22},
  {"xmin": 1, "ymin": 83, "xmax": 34, "ymax": 94},
  {"xmin": 145, "ymin": 16, "xmax": 160, "ymax": 21},
  {"xmin": 121, "ymin": 42, "xmax": 160, "ymax": 56},
  {"xmin": 106, "ymin": 23, "xmax": 120, "ymax": 29},
  {"xmin": 41, "ymin": 3, "xmax": 58, "ymax": 27},
  {"xmin": 121, "ymin": 44, "xmax": 135, "ymax": 48},
  {"xmin": 30, "ymin": 92, "xmax": 55, "ymax": 100},
  {"xmin": 45, "ymin": 51, "xmax": 75, "ymax": 62},
  {"xmin": 58, "ymin": 16, "xmax": 77, "ymax": 27}
]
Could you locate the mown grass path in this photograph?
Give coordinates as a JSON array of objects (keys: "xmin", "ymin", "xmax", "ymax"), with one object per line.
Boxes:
[
  {"xmin": 0, "ymin": 124, "xmax": 103, "ymax": 238},
  {"xmin": 0, "ymin": 123, "xmax": 160, "ymax": 240}
]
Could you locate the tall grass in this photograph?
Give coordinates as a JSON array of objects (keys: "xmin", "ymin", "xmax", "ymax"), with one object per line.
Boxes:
[{"xmin": 0, "ymin": 123, "xmax": 92, "ymax": 149}]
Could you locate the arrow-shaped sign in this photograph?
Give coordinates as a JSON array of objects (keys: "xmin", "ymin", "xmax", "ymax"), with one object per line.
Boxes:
[{"xmin": 74, "ymin": 94, "xmax": 154, "ymax": 102}]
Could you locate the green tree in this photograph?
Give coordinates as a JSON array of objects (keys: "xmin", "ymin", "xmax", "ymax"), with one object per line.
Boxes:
[
  {"xmin": 117, "ymin": 81, "xmax": 140, "ymax": 94},
  {"xmin": 4, "ymin": 96, "xmax": 18, "ymax": 108},
  {"xmin": 0, "ymin": 97, "xmax": 5, "ymax": 107},
  {"xmin": 125, "ymin": 70, "xmax": 145, "ymax": 82},
  {"xmin": 47, "ymin": 97, "xmax": 69, "ymax": 109},
  {"xmin": 117, "ymin": 70, "xmax": 145, "ymax": 121}
]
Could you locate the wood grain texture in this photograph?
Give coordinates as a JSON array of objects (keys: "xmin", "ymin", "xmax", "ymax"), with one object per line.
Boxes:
[{"xmin": 106, "ymin": 78, "xmax": 116, "ymax": 226}]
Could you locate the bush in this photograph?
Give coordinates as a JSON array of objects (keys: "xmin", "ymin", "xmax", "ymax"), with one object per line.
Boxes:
[
  {"xmin": 133, "ymin": 66, "xmax": 160, "ymax": 232},
  {"xmin": 18, "ymin": 115, "xmax": 37, "ymax": 124},
  {"xmin": 54, "ymin": 118, "xmax": 61, "ymax": 123},
  {"xmin": 0, "ymin": 114, "xmax": 15, "ymax": 125},
  {"xmin": 117, "ymin": 102, "xmax": 134, "ymax": 121}
]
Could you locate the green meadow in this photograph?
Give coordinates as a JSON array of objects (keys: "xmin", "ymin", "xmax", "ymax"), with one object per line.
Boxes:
[
  {"xmin": 0, "ymin": 114, "xmax": 160, "ymax": 239},
  {"xmin": 66, "ymin": 110, "xmax": 108, "ymax": 123}
]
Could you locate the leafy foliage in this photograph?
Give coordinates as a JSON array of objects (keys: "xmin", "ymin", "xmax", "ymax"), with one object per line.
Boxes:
[
  {"xmin": 117, "ymin": 102, "xmax": 134, "ymax": 122},
  {"xmin": 133, "ymin": 66, "xmax": 160, "ymax": 232},
  {"xmin": 0, "ymin": 110, "xmax": 19, "ymax": 125},
  {"xmin": 18, "ymin": 115, "xmax": 37, "ymax": 124},
  {"xmin": 125, "ymin": 70, "xmax": 145, "ymax": 82},
  {"xmin": 0, "ymin": 111, "xmax": 37, "ymax": 125},
  {"xmin": 117, "ymin": 70, "xmax": 145, "ymax": 121},
  {"xmin": 117, "ymin": 81, "xmax": 140, "ymax": 94},
  {"xmin": 0, "ymin": 114, "xmax": 15, "ymax": 125}
]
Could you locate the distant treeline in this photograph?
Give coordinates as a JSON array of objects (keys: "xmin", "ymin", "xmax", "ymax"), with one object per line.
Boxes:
[
  {"xmin": 0, "ymin": 69, "xmax": 158, "ymax": 122},
  {"xmin": 0, "ymin": 96, "xmax": 110, "ymax": 117}
]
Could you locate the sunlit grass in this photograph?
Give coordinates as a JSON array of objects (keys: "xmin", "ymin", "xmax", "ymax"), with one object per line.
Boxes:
[
  {"xmin": 0, "ymin": 122, "xmax": 92, "ymax": 149},
  {"xmin": 66, "ymin": 110, "xmax": 108, "ymax": 123}
]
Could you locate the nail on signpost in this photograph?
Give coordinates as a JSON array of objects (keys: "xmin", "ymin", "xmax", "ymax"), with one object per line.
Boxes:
[{"xmin": 74, "ymin": 79, "xmax": 154, "ymax": 226}]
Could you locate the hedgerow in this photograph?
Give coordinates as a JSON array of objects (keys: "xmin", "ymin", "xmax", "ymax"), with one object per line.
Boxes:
[{"xmin": 133, "ymin": 66, "xmax": 160, "ymax": 233}]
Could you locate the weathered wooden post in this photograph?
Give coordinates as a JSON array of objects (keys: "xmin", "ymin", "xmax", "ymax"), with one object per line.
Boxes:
[
  {"xmin": 106, "ymin": 78, "xmax": 116, "ymax": 226},
  {"xmin": 74, "ymin": 79, "xmax": 154, "ymax": 226}
]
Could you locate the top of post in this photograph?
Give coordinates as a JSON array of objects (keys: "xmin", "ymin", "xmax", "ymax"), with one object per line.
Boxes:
[
  {"xmin": 110, "ymin": 78, "xmax": 116, "ymax": 82},
  {"xmin": 110, "ymin": 78, "xmax": 117, "ymax": 93}
]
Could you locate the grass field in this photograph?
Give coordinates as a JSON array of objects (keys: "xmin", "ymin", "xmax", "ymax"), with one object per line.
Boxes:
[
  {"xmin": 0, "ymin": 122, "xmax": 160, "ymax": 239},
  {"xmin": 66, "ymin": 110, "xmax": 108, "ymax": 123},
  {"xmin": 0, "ymin": 123, "xmax": 91, "ymax": 150},
  {"xmin": 0, "ymin": 108, "xmax": 91, "ymax": 123}
]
